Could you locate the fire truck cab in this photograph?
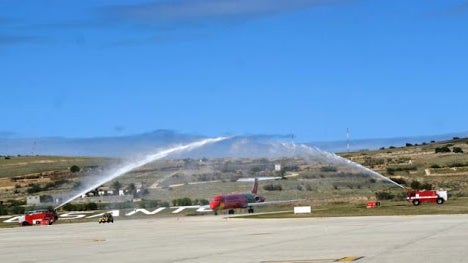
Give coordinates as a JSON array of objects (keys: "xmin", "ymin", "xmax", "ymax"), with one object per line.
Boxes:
[{"xmin": 406, "ymin": 189, "xmax": 447, "ymax": 206}]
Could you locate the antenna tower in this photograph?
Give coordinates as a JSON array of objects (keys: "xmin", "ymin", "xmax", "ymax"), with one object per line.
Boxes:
[{"xmin": 346, "ymin": 128, "xmax": 350, "ymax": 152}]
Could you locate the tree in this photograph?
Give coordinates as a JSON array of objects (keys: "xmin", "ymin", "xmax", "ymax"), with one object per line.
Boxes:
[
  {"xmin": 70, "ymin": 165, "xmax": 81, "ymax": 173},
  {"xmin": 127, "ymin": 183, "xmax": 137, "ymax": 196},
  {"xmin": 112, "ymin": 181, "xmax": 122, "ymax": 193}
]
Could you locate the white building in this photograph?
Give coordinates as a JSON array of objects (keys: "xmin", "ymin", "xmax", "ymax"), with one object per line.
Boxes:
[{"xmin": 26, "ymin": 196, "xmax": 41, "ymax": 205}]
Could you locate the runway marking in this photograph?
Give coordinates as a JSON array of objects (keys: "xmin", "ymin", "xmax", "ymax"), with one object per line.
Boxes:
[
  {"xmin": 125, "ymin": 208, "xmax": 166, "ymax": 216},
  {"xmin": 261, "ymin": 259, "xmax": 333, "ymax": 263},
  {"xmin": 83, "ymin": 239, "xmax": 106, "ymax": 243},
  {"xmin": 261, "ymin": 260, "xmax": 345, "ymax": 263},
  {"xmin": 261, "ymin": 260, "xmax": 333, "ymax": 263},
  {"xmin": 335, "ymin": 256, "xmax": 364, "ymax": 261},
  {"xmin": 248, "ymin": 232, "xmax": 271, "ymax": 236}
]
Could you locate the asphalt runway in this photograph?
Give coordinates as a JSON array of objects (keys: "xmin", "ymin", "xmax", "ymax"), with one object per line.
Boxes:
[{"xmin": 1, "ymin": 214, "xmax": 467, "ymax": 262}]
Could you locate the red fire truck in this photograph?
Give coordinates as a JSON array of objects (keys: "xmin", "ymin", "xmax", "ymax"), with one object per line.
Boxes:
[
  {"xmin": 406, "ymin": 189, "xmax": 447, "ymax": 206},
  {"xmin": 18, "ymin": 209, "xmax": 59, "ymax": 226}
]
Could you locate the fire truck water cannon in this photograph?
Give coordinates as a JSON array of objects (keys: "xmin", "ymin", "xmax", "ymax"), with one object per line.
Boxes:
[{"xmin": 406, "ymin": 189, "xmax": 448, "ymax": 206}]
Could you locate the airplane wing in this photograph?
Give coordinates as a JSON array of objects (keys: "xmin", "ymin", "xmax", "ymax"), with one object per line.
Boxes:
[
  {"xmin": 247, "ymin": 199, "xmax": 303, "ymax": 207},
  {"xmin": 237, "ymin": 177, "xmax": 282, "ymax": 182},
  {"xmin": 170, "ymin": 205, "xmax": 213, "ymax": 213}
]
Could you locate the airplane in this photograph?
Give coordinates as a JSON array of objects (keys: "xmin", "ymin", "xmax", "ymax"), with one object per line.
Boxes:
[{"xmin": 209, "ymin": 178, "xmax": 286, "ymax": 215}]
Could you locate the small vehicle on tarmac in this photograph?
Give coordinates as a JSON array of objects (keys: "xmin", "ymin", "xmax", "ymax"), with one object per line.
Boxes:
[{"xmin": 98, "ymin": 213, "xmax": 114, "ymax": 223}]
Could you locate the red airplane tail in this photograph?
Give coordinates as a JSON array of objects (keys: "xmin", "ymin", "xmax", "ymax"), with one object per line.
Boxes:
[{"xmin": 251, "ymin": 178, "xmax": 258, "ymax": 194}]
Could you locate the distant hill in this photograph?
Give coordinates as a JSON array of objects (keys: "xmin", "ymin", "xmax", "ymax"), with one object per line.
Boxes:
[
  {"xmin": 0, "ymin": 130, "xmax": 202, "ymax": 157},
  {"xmin": 1, "ymin": 130, "xmax": 467, "ymax": 157},
  {"xmin": 309, "ymin": 131, "xmax": 468, "ymax": 153}
]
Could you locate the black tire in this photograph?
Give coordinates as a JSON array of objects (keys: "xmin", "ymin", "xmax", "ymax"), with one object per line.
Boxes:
[
  {"xmin": 412, "ymin": 199, "xmax": 420, "ymax": 206},
  {"xmin": 22, "ymin": 221, "xmax": 30, "ymax": 226},
  {"xmin": 248, "ymin": 208, "xmax": 254, "ymax": 213},
  {"xmin": 228, "ymin": 209, "xmax": 234, "ymax": 214},
  {"xmin": 437, "ymin": 198, "xmax": 444, "ymax": 204}
]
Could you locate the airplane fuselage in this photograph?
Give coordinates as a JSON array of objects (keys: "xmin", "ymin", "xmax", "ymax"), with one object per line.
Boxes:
[
  {"xmin": 210, "ymin": 193, "xmax": 262, "ymax": 211},
  {"xmin": 209, "ymin": 178, "xmax": 265, "ymax": 214}
]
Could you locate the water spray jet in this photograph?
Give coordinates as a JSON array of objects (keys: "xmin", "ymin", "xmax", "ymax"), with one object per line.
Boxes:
[
  {"xmin": 55, "ymin": 136, "xmax": 228, "ymax": 210},
  {"xmin": 306, "ymin": 144, "xmax": 405, "ymax": 189}
]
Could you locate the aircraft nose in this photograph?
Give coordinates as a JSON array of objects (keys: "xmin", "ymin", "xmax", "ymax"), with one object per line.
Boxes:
[{"xmin": 209, "ymin": 201, "xmax": 220, "ymax": 210}]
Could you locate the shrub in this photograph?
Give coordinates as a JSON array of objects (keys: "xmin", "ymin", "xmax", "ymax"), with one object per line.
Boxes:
[
  {"xmin": 410, "ymin": 180, "xmax": 422, "ymax": 190},
  {"xmin": 386, "ymin": 166, "xmax": 417, "ymax": 174},
  {"xmin": 85, "ymin": 202, "xmax": 98, "ymax": 210},
  {"xmin": 453, "ymin": 147, "xmax": 463, "ymax": 153},
  {"xmin": 375, "ymin": 191, "xmax": 395, "ymax": 200},
  {"xmin": 139, "ymin": 199, "xmax": 160, "ymax": 209},
  {"xmin": 263, "ymin": 183, "xmax": 282, "ymax": 191},
  {"xmin": 421, "ymin": 183, "xmax": 433, "ymax": 190},
  {"xmin": 435, "ymin": 146, "xmax": 451, "ymax": 153},
  {"xmin": 172, "ymin": 197, "xmax": 192, "ymax": 206},
  {"xmin": 389, "ymin": 177, "xmax": 407, "ymax": 186},
  {"xmin": 363, "ymin": 157, "xmax": 385, "ymax": 167},
  {"xmin": 0, "ymin": 205, "xmax": 7, "ymax": 215},
  {"xmin": 70, "ymin": 165, "xmax": 81, "ymax": 173},
  {"xmin": 410, "ymin": 180, "xmax": 431, "ymax": 190},
  {"xmin": 62, "ymin": 203, "xmax": 76, "ymax": 211},
  {"xmin": 27, "ymin": 184, "xmax": 42, "ymax": 194},
  {"xmin": 447, "ymin": 162, "xmax": 468, "ymax": 168},
  {"xmin": 9, "ymin": 205, "xmax": 25, "ymax": 214},
  {"xmin": 320, "ymin": 166, "xmax": 337, "ymax": 172}
]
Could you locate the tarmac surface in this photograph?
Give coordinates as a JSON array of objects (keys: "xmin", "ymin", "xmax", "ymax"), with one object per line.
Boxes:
[{"xmin": 1, "ymin": 214, "xmax": 467, "ymax": 263}]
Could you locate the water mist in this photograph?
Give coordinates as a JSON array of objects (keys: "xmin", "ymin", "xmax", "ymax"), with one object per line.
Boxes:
[{"xmin": 55, "ymin": 137, "xmax": 228, "ymax": 209}]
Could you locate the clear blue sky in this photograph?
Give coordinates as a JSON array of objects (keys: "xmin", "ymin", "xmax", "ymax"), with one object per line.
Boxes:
[{"xmin": 1, "ymin": 0, "xmax": 467, "ymax": 142}]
